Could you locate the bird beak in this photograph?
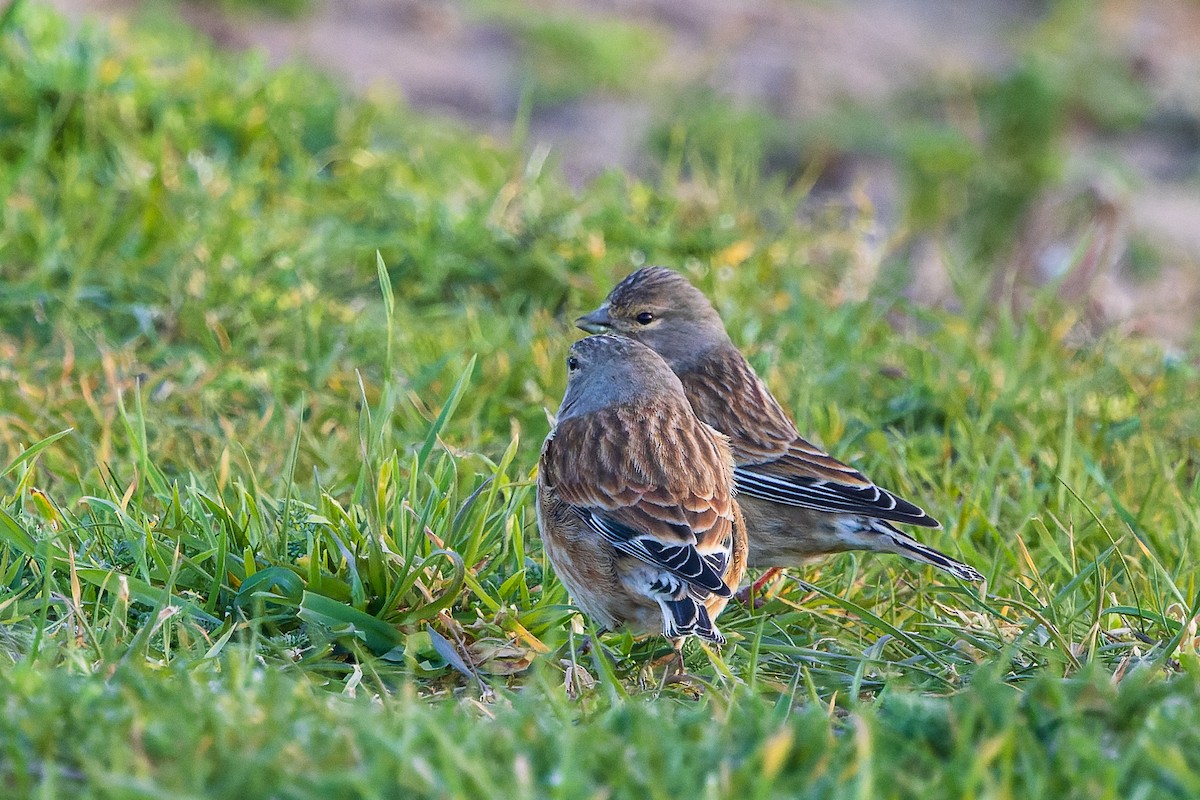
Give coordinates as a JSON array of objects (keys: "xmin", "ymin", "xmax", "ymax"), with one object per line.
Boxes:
[{"xmin": 575, "ymin": 306, "xmax": 612, "ymax": 333}]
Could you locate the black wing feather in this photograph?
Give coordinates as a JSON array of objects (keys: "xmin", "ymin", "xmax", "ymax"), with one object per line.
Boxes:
[
  {"xmin": 577, "ymin": 509, "xmax": 732, "ymax": 598},
  {"xmin": 734, "ymin": 466, "xmax": 939, "ymax": 528}
]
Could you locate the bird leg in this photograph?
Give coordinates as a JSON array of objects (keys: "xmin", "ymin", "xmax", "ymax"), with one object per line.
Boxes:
[
  {"xmin": 735, "ymin": 568, "xmax": 782, "ymax": 606},
  {"xmin": 670, "ymin": 638, "xmax": 686, "ymax": 677},
  {"xmin": 656, "ymin": 639, "xmax": 705, "ymax": 696},
  {"xmin": 647, "ymin": 638, "xmax": 686, "ymax": 674}
]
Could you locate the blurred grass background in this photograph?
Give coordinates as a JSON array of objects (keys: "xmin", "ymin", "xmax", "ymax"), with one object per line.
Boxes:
[{"xmin": 2, "ymin": 0, "xmax": 1200, "ymax": 796}]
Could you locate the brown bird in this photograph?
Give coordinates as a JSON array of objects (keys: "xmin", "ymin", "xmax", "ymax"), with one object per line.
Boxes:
[
  {"xmin": 576, "ymin": 267, "xmax": 983, "ymax": 584},
  {"xmin": 537, "ymin": 334, "xmax": 748, "ymax": 651}
]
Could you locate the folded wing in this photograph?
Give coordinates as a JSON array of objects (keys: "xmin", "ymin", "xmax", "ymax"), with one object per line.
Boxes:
[
  {"xmin": 735, "ymin": 438, "xmax": 940, "ymax": 528},
  {"xmin": 678, "ymin": 351, "xmax": 940, "ymax": 528},
  {"xmin": 541, "ymin": 404, "xmax": 738, "ymax": 598},
  {"xmin": 577, "ymin": 508, "xmax": 731, "ymax": 598}
]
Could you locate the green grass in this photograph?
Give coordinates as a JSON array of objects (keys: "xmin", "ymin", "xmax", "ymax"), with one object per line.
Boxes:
[
  {"xmin": 5, "ymin": 655, "xmax": 1200, "ymax": 797},
  {"xmin": 648, "ymin": 0, "xmax": 1162, "ymax": 272},
  {"xmin": 469, "ymin": 0, "xmax": 663, "ymax": 108},
  {"xmin": 2, "ymin": 2, "xmax": 1200, "ymax": 796}
]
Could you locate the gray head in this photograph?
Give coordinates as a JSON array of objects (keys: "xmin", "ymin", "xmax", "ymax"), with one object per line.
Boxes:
[
  {"xmin": 575, "ymin": 267, "xmax": 731, "ymax": 371},
  {"xmin": 555, "ymin": 334, "xmax": 687, "ymax": 422}
]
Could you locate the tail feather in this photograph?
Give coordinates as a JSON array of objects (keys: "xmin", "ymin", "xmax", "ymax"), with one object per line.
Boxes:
[
  {"xmin": 659, "ymin": 597, "xmax": 725, "ymax": 644},
  {"xmin": 876, "ymin": 521, "xmax": 984, "ymax": 583}
]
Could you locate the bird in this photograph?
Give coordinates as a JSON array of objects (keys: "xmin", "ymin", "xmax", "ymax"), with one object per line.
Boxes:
[
  {"xmin": 536, "ymin": 334, "xmax": 748, "ymax": 658},
  {"xmin": 575, "ymin": 266, "xmax": 983, "ymax": 586}
]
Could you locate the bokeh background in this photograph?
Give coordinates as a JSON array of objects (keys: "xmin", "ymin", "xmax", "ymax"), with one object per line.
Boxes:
[
  {"xmin": 4, "ymin": 3, "xmax": 1200, "ymax": 792},
  {"xmin": 45, "ymin": 0, "xmax": 1200, "ymax": 345}
]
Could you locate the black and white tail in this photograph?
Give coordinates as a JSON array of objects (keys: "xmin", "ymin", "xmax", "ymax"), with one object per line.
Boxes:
[
  {"xmin": 659, "ymin": 597, "xmax": 725, "ymax": 644},
  {"xmin": 875, "ymin": 521, "xmax": 984, "ymax": 583}
]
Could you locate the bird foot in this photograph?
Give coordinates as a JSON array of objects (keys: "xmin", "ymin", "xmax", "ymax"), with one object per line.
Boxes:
[{"xmin": 662, "ymin": 671, "xmax": 706, "ymax": 695}]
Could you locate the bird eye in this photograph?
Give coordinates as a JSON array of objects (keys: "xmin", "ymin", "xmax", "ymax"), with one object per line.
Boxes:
[
  {"xmin": 635, "ymin": 311, "xmax": 655, "ymax": 325},
  {"xmin": 566, "ymin": 356, "xmax": 580, "ymax": 371}
]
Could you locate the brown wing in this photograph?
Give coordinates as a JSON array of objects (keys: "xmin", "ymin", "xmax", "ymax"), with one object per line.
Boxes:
[
  {"xmin": 679, "ymin": 344, "xmax": 940, "ymax": 528},
  {"xmin": 541, "ymin": 402, "xmax": 737, "ymax": 594}
]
